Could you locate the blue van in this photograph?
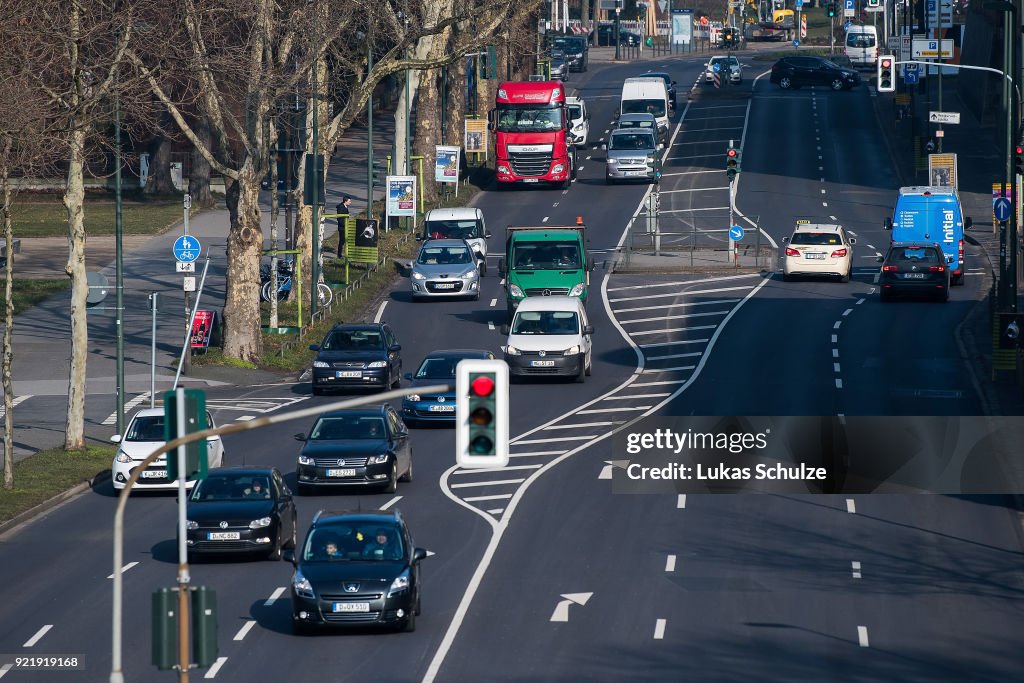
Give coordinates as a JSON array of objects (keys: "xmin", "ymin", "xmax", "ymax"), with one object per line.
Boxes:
[{"xmin": 884, "ymin": 186, "xmax": 972, "ymax": 285}]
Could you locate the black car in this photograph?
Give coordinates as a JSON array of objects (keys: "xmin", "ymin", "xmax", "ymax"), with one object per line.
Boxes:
[
  {"xmin": 284, "ymin": 509, "xmax": 429, "ymax": 633},
  {"xmin": 551, "ymin": 35, "xmax": 589, "ymax": 72},
  {"xmin": 879, "ymin": 242, "xmax": 950, "ymax": 302},
  {"xmin": 295, "ymin": 405, "xmax": 412, "ymax": 494},
  {"xmin": 309, "ymin": 323, "xmax": 402, "ymax": 395},
  {"xmin": 185, "ymin": 467, "xmax": 297, "ymax": 561},
  {"xmin": 401, "ymin": 349, "xmax": 495, "ymax": 426},
  {"xmin": 643, "ymin": 71, "xmax": 678, "ymax": 109},
  {"xmin": 597, "ymin": 25, "xmax": 641, "ymax": 47},
  {"xmin": 769, "ymin": 56, "xmax": 861, "ymax": 91}
]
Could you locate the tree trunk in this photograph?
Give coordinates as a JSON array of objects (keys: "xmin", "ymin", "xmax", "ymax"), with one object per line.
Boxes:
[
  {"xmin": 63, "ymin": 126, "xmax": 88, "ymax": 451},
  {"xmin": 145, "ymin": 132, "xmax": 177, "ymax": 195},
  {"xmin": 445, "ymin": 50, "xmax": 468, "ymax": 149},
  {"xmin": 221, "ymin": 163, "xmax": 264, "ymax": 362},
  {"xmin": 2, "ymin": 143, "xmax": 14, "ymax": 488},
  {"xmin": 414, "ymin": 25, "xmax": 454, "ymax": 204},
  {"xmin": 188, "ymin": 115, "xmax": 214, "ymax": 208}
]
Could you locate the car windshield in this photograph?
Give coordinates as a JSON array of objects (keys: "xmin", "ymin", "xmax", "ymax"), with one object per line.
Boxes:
[
  {"xmin": 125, "ymin": 415, "xmax": 165, "ymax": 442},
  {"xmin": 424, "ymin": 220, "xmax": 481, "ymax": 240},
  {"xmin": 610, "ymin": 132, "xmax": 655, "ymax": 150},
  {"xmin": 619, "ymin": 119, "xmax": 655, "ymax": 130},
  {"xmin": 889, "ymin": 247, "xmax": 943, "ymax": 264},
  {"xmin": 511, "ymin": 311, "xmax": 581, "ymax": 335},
  {"xmin": 553, "ymin": 37, "xmax": 583, "ymax": 52},
  {"xmin": 621, "ymin": 99, "xmax": 665, "ymax": 118},
  {"xmin": 567, "ymin": 105, "xmax": 583, "ymax": 121},
  {"xmin": 191, "ymin": 475, "xmax": 271, "ymax": 502},
  {"xmin": 417, "ymin": 246, "xmax": 473, "ymax": 265},
  {"xmin": 710, "ymin": 58, "xmax": 738, "ymax": 69},
  {"xmin": 321, "ymin": 330, "xmax": 383, "ymax": 351},
  {"xmin": 415, "ymin": 357, "xmax": 459, "ymax": 379},
  {"xmin": 791, "ymin": 232, "xmax": 842, "ymax": 246},
  {"xmin": 303, "ymin": 522, "xmax": 404, "ymax": 562},
  {"xmin": 511, "ymin": 241, "xmax": 581, "ymax": 269},
  {"xmin": 309, "ymin": 416, "xmax": 387, "ymax": 440},
  {"xmin": 496, "ymin": 106, "xmax": 562, "ymax": 133}
]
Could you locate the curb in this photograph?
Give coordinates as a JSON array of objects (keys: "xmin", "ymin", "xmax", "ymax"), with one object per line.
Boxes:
[{"xmin": 0, "ymin": 470, "xmax": 110, "ymax": 538}]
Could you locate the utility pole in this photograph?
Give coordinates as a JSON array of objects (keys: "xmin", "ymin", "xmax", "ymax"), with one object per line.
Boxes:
[
  {"xmin": 114, "ymin": 93, "xmax": 125, "ymax": 435},
  {"xmin": 367, "ymin": 30, "xmax": 374, "ymax": 220}
]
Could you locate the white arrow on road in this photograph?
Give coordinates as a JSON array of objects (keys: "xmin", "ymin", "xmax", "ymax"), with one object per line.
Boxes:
[
  {"xmin": 598, "ymin": 460, "xmax": 631, "ymax": 480},
  {"xmin": 550, "ymin": 592, "xmax": 593, "ymax": 622}
]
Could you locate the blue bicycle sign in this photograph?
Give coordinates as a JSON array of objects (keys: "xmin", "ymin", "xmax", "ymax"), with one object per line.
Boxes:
[{"xmin": 173, "ymin": 235, "xmax": 202, "ymax": 263}]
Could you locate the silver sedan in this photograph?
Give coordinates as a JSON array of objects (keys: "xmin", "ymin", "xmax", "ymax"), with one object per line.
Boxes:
[{"xmin": 410, "ymin": 239, "xmax": 481, "ymax": 301}]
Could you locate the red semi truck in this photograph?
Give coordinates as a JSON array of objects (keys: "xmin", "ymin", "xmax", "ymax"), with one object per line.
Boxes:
[{"xmin": 490, "ymin": 80, "xmax": 578, "ymax": 189}]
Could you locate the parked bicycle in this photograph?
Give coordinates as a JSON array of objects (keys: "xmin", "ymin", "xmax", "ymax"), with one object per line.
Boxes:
[{"xmin": 261, "ymin": 273, "xmax": 333, "ymax": 307}]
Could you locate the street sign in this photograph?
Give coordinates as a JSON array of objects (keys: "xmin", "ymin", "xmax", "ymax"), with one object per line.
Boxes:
[
  {"xmin": 904, "ymin": 70, "xmax": 919, "ymax": 85},
  {"xmin": 843, "ymin": 0, "xmax": 854, "ymax": 18},
  {"xmin": 929, "ymin": 111, "xmax": 961, "ymax": 124},
  {"xmin": 795, "ymin": 0, "xmax": 803, "ymax": 7},
  {"xmin": 713, "ymin": 62, "xmax": 721, "ymax": 72},
  {"xmin": 994, "ymin": 197, "xmax": 1012, "ymax": 223},
  {"xmin": 173, "ymin": 235, "xmax": 202, "ymax": 263},
  {"xmin": 792, "ymin": 39, "xmax": 800, "ymax": 47},
  {"xmin": 183, "ymin": 276, "xmax": 196, "ymax": 292},
  {"xmin": 912, "ymin": 38, "xmax": 953, "ymax": 59},
  {"xmin": 729, "ymin": 225, "xmax": 745, "ymax": 241},
  {"xmin": 175, "ymin": 261, "xmax": 196, "ymax": 273}
]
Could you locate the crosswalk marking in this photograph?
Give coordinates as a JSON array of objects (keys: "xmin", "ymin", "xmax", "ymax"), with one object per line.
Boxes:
[
  {"xmin": 0, "ymin": 394, "xmax": 32, "ymax": 419},
  {"xmin": 102, "ymin": 393, "xmax": 151, "ymax": 426}
]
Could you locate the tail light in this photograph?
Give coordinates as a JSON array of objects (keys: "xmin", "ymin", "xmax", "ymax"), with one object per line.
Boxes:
[
  {"xmin": 785, "ymin": 247, "xmax": 800, "ymax": 257},
  {"xmin": 882, "ymin": 265, "xmax": 898, "ymax": 272},
  {"xmin": 958, "ymin": 238, "xmax": 964, "ymax": 265},
  {"xmin": 831, "ymin": 248, "xmax": 848, "ymax": 257},
  {"xmin": 929, "ymin": 265, "xmax": 946, "ymax": 272}
]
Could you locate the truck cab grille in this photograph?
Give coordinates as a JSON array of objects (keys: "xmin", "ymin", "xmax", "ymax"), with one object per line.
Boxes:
[{"xmin": 509, "ymin": 151, "xmax": 553, "ymax": 177}]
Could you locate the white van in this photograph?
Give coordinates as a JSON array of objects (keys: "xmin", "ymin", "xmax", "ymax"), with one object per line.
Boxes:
[
  {"xmin": 501, "ymin": 295, "xmax": 593, "ymax": 383},
  {"xmin": 620, "ymin": 78, "xmax": 670, "ymax": 140},
  {"xmin": 421, "ymin": 207, "xmax": 491, "ymax": 275},
  {"xmin": 565, "ymin": 96, "xmax": 590, "ymax": 148},
  {"xmin": 844, "ymin": 25, "xmax": 878, "ymax": 68}
]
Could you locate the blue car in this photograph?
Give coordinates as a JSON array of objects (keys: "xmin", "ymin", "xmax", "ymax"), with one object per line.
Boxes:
[{"xmin": 401, "ymin": 349, "xmax": 495, "ymax": 426}]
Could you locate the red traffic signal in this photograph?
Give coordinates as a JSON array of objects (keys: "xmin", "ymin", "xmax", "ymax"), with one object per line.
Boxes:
[
  {"xmin": 470, "ymin": 375, "xmax": 495, "ymax": 397},
  {"xmin": 727, "ymin": 149, "xmax": 738, "ymax": 158}
]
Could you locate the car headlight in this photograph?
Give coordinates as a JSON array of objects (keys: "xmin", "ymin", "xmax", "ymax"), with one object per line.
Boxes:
[
  {"xmin": 115, "ymin": 451, "xmax": 132, "ymax": 464},
  {"xmin": 497, "ymin": 164, "xmax": 510, "ymax": 174},
  {"xmin": 563, "ymin": 345, "xmax": 581, "ymax": 356},
  {"xmin": 293, "ymin": 570, "xmax": 315, "ymax": 599},
  {"xmin": 249, "ymin": 517, "xmax": 272, "ymax": 529},
  {"xmin": 186, "ymin": 520, "xmax": 198, "ymax": 531},
  {"xmin": 411, "ymin": 270, "xmax": 426, "ymax": 280},
  {"xmin": 367, "ymin": 361, "xmax": 388, "ymax": 368},
  {"xmin": 298, "ymin": 454, "xmax": 314, "ymax": 466},
  {"xmin": 406, "ymin": 393, "xmax": 421, "ymax": 403},
  {"xmin": 607, "ymin": 158, "xmax": 618, "ymax": 165},
  {"xmin": 388, "ymin": 571, "xmax": 411, "ymax": 597},
  {"xmin": 509, "ymin": 284, "xmax": 524, "ymax": 298},
  {"xmin": 505, "ymin": 345, "xmax": 522, "ymax": 356},
  {"xmin": 552, "ymin": 163, "xmax": 565, "ymax": 174},
  {"xmin": 568, "ymin": 283, "xmax": 585, "ymax": 297},
  {"xmin": 646, "ymin": 156, "xmax": 656, "ymax": 163},
  {"xmin": 369, "ymin": 454, "xmax": 390, "ymax": 464},
  {"xmin": 460, "ymin": 269, "xmax": 476, "ymax": 279},
  {"xmin": 313, "ymin": 360, "xmax": 329, "ymax": 368}
]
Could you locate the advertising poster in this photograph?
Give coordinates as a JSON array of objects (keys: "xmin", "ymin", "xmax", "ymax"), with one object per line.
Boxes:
[
  {"xmin": 345, "ymin": 218, "xmax": 379, "ymax": 264},
  {"xmin": 386, "ymin": 175, "xmax": 417, "ymax": 218},
  {"xmin": 928, "ymin": 153, "xmax": 957, "ymax": 189},
  {"xmin": 191, "ymin": 310, "xmax": 214, "ymax": 350},
  {"xmin": 672, "ymin": 10, "xmax": 693, "ymax": 45},
  {"xmin": 464, "ymin": 119, "xmax": 488, "ymax": 154},
  {"xmin": 435, "ymin": 145, "xmax": 461, "ymax": 184}
]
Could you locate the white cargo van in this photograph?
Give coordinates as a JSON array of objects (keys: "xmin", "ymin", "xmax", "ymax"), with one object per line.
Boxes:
[
  {"xmin": 844, "ymin": 25, "xmax": 878, "ymax": 68},
  {"xmin": 500, "ymin": 295, "xmax": 593, "ymax": 383},
  {"xmin": 620, "ymin": 78, "xmax": 670, "ymax": 140}
]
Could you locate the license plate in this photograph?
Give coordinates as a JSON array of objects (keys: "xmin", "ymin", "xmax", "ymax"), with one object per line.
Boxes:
[
  {"xmin": 327, "ymin": 468, "xmax": 357, "ymax": 478},
  {"xmin": 804, "ymin": 253, "xmax": 826, "ymax": 260},
  {"xmin": 333, "ymin": 602, "xmax": 370, "ymax": 613},
  {"xmin": 336, "ymin": 371, "xmax": 361, "ymax": 378},
  {"xmin": 141, "ymin": 470, "xmax": 167, "ymax": 479},
  {"xmin": 625, "ymin": 171, "xmax": 646, "ymax": 176},
  {"xmin": 903, "ymin": 273, "xmax": 927, "ymax": 279},
  {"xmin": 433, "ymin": 283, "xmax": 457, "ymax": 290},
  {"xmin": 530, "ymin": 360, "xmax": 556, "ymax": 367},
  {"xmin": 207, "ymin": 531, "xmax": 240, "ymax": 541},
  {"xmin": 428, "ymin": 404, "xmax": 456, "ymax": 412},
  {"xmin": 522, "ymin": 178, "xmax": 539, "ymax": 183}
]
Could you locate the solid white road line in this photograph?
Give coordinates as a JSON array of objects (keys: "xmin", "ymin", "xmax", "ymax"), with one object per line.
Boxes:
[
  {"xmin": 654, "ymin": 619, "xmax": 667, "ymax": 639},
  {"xmin": 657, "ymin": 186, "xmax": 730, "ymax": 193},
  {"xmin": 0, "ymin": 663, "xmax": 12, "ymax": 679},
  {"xmin": 846, "ymin": 499, "xmax": 857, "ymax": 514},
  {"xmin": 605, "ymin": 393, "xmax": 672, "ymax": 400},
  {"xmin": 489, "ymin": 298, "xmax": 497, "ymax": 307},
  {"xmin": 264, "ymin": 587, "xmax": 287, "ymax": 606},
  {"xmin": 577, "ymin": 406, "xmax": 650, "ymax": 414},
  {"xmin": 639, "ymin": 339, "xmax": 710, "ymax": 348},
  {"xmin": 615, "ymin": 298, "xmax": 741, "ymax": 314},
  {"xmin": 235, "ymin": 415, "xmax": 256, "ymax": 422},
  {"xmin": 205, "ymin": 656, "xmax": 228, "ymax": 678},
  {"xmin": 641, "ymin": 365, "xmax": 695, "ymax": 374},
  {"xmin": 857, "ymin": 626, "xmax": 870, "ymax": 647},
  {"xmin": 23, "ymin": 625, "xmax": 52, "ymax": 647},
  {"xmin": 542, "ymin": 421, "xmax": 621, "ymax": 430},
  {"xmin": 373, "ymin": 300, "xmax": 388, "ymax": 323},
  {"xmin": 619, "ymin": 310, "xmax": 727, "ymax": 325},
  {"xmin": 455, "ymin": 464, "xmax": 542, "ymax": 475},
  {"xmin": 486, "ymin": 509, "xmax": 504, "ymax": 515},
  {"xmin": 107, "ymin": 561, "xmax": 139, "ymax": 579},
  {"xmin": 631, "ymin": 324, "xmax": 717, "ymax": 337},
  {"xmin": 630, "ymin": 379, "xmax": 684, "ymax": 387},
  {"xmin": 450, "ymin": 478, "xmax": 526, "ymax": 489},
  {"xmin": 852, "ymin": 561, "xmax": 862, "ymax": 579},
  {"xmin": 508, "ymin": 450, "xmax": 567, "ymax": 457},
  {"xmin": 608, "ymin": 284, "xmax": 752, "ymax": 302},
  {"xmin": 648, "ymin": 352, "xmax": 702, "ymax": 361},
  {"xmin": 677, "ymin": 494, "xmax": 687, "ymax": 509},
  {"xmin": 379, "ymin": 495, "xmax": 402, "ymax": 510},
  {"xmin": 233, "ymin": 620, "xmax": 256, "ymax": 641},
  {"xmin": 463, "ymin": 493, "xmax": 513, "ymax": 502},
  {"xmin": 102, "ymin": 393, "xmax": 151, "ymax": 425},
  {"xmin": 511, "ymin": 435, "xmax": 596, "ymax": 445},
  {"xmin": 665, "ymin": 555, "xmax": 676, "ymax": 572}
]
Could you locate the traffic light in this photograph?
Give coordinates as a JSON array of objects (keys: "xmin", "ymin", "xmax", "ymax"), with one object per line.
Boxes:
[
  {"xmin": 877, "ymin": 55, "xmax": 895, "ymax": 93},
  {"xmin": 152, "ymin": 588, "xmax": 177, "ymax": 670},
  {"xmin": 828, "ymin": 2, "xmax": 837, "ymax": 17},
  {"xmin": 486, "ymin": 44, "xmax": 498, "ymax": 80},
  {"xmin": 191, "ymin": 586, "xmax": 218, "ymax": 668},
  {"xmin": 726, "ymin": 146, "xmax": 740, "ymax": 180},
  {"xmin": 456, "ymin": 359, "xmax": 509, "ymax": 469},
  {"xmin": 1015, "ymin": 144, "xmax": 1024, "ymax": 177},
  {"xmin": 371, "ymin": 158, "xmax": 386, "ymax": 187},
  {"xmin": 867, "ymin": 0, "xmax": 880, "ymax": 7},
  {"xmin": 163, "ymin": 388, "xmax": 208, "ymax": 483}
]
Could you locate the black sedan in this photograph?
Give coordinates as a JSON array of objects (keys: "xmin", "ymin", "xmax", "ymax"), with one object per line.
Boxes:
[
  {"xmin": 597, "ymin": 25, "xmax": 641, "ymax": 47},
  {"xmin": 879, "ymin": 242, "xmax": 950, "ymax": 302},
  {"xmin": 185, "ymin": 467, "xmax": 297, "ymax": 561},
  {"xmin": 309, "ymin": 322, "xmax": 402, "ymax": 395},
  {"xmin": 401, "ymin": 348, "xmax": 495, "ymax": 426},
  {"xmin": 769, "ymin": 56, "xmax": 861, "ymax": 91},
  {"xmin": 295, "ymin": 405, "xmax": 412, "ymax": 494},
  {"xmin": 284, "ymin": 509, "xmax": 429, "ymax": 633}
]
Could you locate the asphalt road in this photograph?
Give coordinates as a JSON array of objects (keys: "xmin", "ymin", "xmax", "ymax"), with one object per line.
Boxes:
[{"xmin": 1, "ymin": 52, "xmax": 1022, "ymax": 683}]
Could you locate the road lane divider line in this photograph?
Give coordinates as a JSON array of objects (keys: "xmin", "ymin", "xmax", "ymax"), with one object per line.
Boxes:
[
  {"xmin": 835, "ymin": 379, "xmax": 843, "ymax": 389},
  {"xmin": 665, "ymin": 555, "xmax": 676, "ymax": 572},
  {"xmin": 618, "ymin": 310, "xmax": 728, "ymax": 325},
  {"xmin": 508, "ymin": 450, "xmax": 567, "ymax": 457},
  {"xmin": 107, "ymin": 561, "xmax": 139, "ymax": 579},
  {"xmin": 541, "ymin": 421, "xmax": 622, "ymax": 429},
  {"xmin": 577, "ymin": 406, "xmax": 650, "ymax": 414},
  {"xmin": 833, "ymin": 321, "xmax": 842, "ymax": 329},
  {"xmin": 857, "ymin": 626, "xmax": 870, "ymax": 647},
  {"xmin": 639, "ymin": 339, "xmax": 710, "ymax": 349},
  {"xmin": 449, "ymin": 478, "xmax": 526, "ymax": 489},
  {"xmin": 833, "ymin": 363, "xmax": 841, "ymax": 373},
  {"xmin": 204, "ymin": 656, "xmax": 228, "ymax": 678},
  {"xmin": 373, "ymin": 300, "xmax": 388, "ymax": 323},
  {"xmin": 677, "ymin": 494, "xmax": 687, "ymax": 509},
  {"xmin": 463, "ymin": 493, "xmax": 512, "ymax": 502},
  {"xmin": 0, "ymin": 663, "xmax": 12, "ymax": 679},
  {"xmin": 264, "ymin": 587, "xmax": 286, "ymax": 606},
  {"xmin": 489, "ymin": 298, "xmax": 497, "ymax": 307},
  {"xmin": 23, "ymin": 625, "xmax": 52, "ymax": 647},
  {"xmin": 846, "ymin": 499, "xmax": 857, "ymax": 514},
  {"xmin": 852, "ymin": 561, "xmax": 862, "ymax": 579},
  {"xmin": 233, "ymin": 620, "xmax": 256, "ymax": 641},
  {"xmin": 605, "ymin": 393, "xmax": 671, "ymax": 400},
  {"xmin": 511, "ymin": 435, "xmax": 597, "ymax": 445},
  {"xmin": 487, "ymin": 321, "xmax": 495, "ymax": 331},
  {"xmin": 654, "ymin": 619, "xmax": 667, "ymax": 639},
  {"xmin": 454, "ymin": 464, "xmax": 541, "ymax": 474},
  {"xmin": 379, "ymin": 495, "xmax": 402, "ymax": 510},
  {"xmin": 630, "ymin": 324, "xmax": 718, "ymax": 337}
]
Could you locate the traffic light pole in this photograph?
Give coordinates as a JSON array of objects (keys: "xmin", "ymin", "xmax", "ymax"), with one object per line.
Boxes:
[{"xmin": 174, "ymin": 389, "xmax": 191, "ymax": 682}]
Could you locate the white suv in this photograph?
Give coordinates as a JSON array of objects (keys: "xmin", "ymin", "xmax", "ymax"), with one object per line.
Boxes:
[
  {"xmin": 566, "ymin": 96, "xmax": 590, "ymax": 148},
  {"xmin": 111, "ymin": 407, "xmax": 225, "ymax": 491}
]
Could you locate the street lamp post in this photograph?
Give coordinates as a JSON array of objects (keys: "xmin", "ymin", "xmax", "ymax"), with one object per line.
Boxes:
[
  {"xmin": 615, "ymin": 5, "xmax": 622, "ymax": 61},
  {"xmin": 114, "ymin": 95, "xmax": 125, "ymax": 436}
]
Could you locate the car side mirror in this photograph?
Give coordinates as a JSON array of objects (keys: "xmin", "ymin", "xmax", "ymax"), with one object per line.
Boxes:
[
  {"xmin": 584, "ymin": 325, "xmax": 594, "ymax": 335},
  {"xmin": 403, "ymin": 372, "xmax": 413, "ymax": 380},
  {"xmin": 876, "ymin": 256, "xmax": 885, "ymax": 263},
  {"xmin": 657, "ymin": 143, "xmax": 664, "ymax": 150},
  {"xmin": 672, "ymin": 80, "xmax": 677, "ymax": 86},
  {"xmin": 500, "ymin": 324, "xmax": 511, "ymax": 335},
  {"xmin": 390, "ymin": 344, "xmax": 402, "ymax": 352},
  {"xmin": 782, "ymin": 236, "xmax": 790, "ymax": 243},
  {"xmin": 883, "ymin": 217, "xmax": 892, "ymax": 230},
  {"xmin": 110, "ymin": 434, "xmax": 122, "ymax": 443},
  {"xmin": 283, "ymin": 549, "xmax": 296, "ymax": 565},
  {"xmin": 849, "ymin": 238, "xmax": 857, "ymax": 245},
  {"xmin": 601, "ymin": 143, "xmax": 607, "ymax": 151},
  {"xmin": 308, "ymin": 344, "xmax": 320, "ymax": 351},
  {"xmin": 294, "ymin": 433, "xmax": 307, "ymax": 442},
  {"xmin": 413, "ymin": 547, "xmax": 428, "ymax": 562},
  {"xmin": 965, "ymin": 217, "xmax": 973, "ymax": 229}
]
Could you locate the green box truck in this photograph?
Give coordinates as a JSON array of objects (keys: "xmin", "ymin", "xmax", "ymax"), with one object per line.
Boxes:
[{"xmin": 497, "ymin": 220, "xmax": 594, "ymax": 319}]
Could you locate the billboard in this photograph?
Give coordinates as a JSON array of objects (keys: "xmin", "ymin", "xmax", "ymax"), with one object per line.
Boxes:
[
  {"xmin": 435, "ymin": 145, "xmax": 461, "ymax": 184},
  {"xmin": 385, "ymin": 175, "xmax": 417, "ymax": 218},
  {"xmin": 190, "ymin": 310, "xmax": 214, "ymax": 350},
  {"xmin": 672, "ymin": 9, "xmax": 693, "ymax": 45}
]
